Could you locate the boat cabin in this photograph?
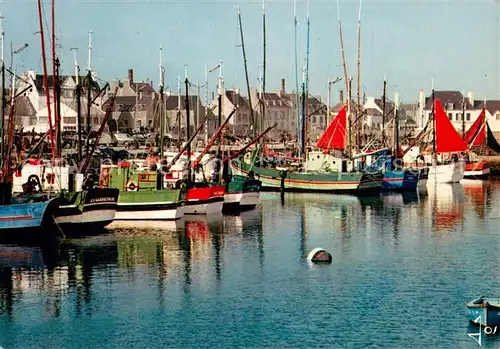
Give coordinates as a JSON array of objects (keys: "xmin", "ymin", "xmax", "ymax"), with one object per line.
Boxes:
[{"xmin": 305, "ymin": 151, "xmax": 355, "ymax": 172}]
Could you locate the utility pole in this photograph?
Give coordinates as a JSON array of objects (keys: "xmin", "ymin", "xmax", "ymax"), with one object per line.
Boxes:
[{"xmin": 0, "ymin": 13, "xmax": 5, "ymax": 167}]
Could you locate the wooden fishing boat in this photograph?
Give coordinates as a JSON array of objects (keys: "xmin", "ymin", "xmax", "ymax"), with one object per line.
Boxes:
[
  {"xmin": 223, "ymin": 175, "xmax": 261, "ymax": 212},
  {"xmin": 100, "ymin": 161, "xmax": 185, "ymax": 221},
  {"xmin": 462, "ymin": 108, "xmax": 500, "ymax": 179},
  {"xmin": 467, "ymin": 297, "xmax": 500, "ymax": 327},
  {"xmin": 237, "ymin": 104, "xmax": 382, "ymax": 194}
]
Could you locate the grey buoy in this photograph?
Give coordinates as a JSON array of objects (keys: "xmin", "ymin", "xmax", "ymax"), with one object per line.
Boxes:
[{"xmin": 307, "ymin": 248, "xmax": 332, "ymax": 264}]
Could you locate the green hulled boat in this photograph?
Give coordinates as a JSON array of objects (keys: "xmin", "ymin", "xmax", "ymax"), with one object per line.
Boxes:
[
  {"xmin": 223, "ymin": 175, "xmax": 262, "ymax": 212},
  {"xmin": 100, "ymin": 162, "xmax": 186, "ymax": 220}
]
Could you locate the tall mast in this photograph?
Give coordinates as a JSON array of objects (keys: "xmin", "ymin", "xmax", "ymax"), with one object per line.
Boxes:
[
  {"xmin": 217, "ymin": 61, "xmax": 223, "ymax": 157},
  {"xmin": 461, "ymin": 91, "xmax": 466, "ymax": 137},
  {"xmin": 159, "ymin": 46, "xmax": 165, "ymax": 157},
  {"xmin": 431, "ymin": 79, "xmax": 436, "ymax": 159},
  {"xmin": 184, "ymin": 66, "xmax": 191, "ymax": 183},
  {"xmin": 72, "ymin": 47, "xmax": 82, "ymax": 162},
  {"xmin": 393, "ymin": 92, "xmax": 399, "ymax": 158},
  {"xmin": 382, "ymin": 77, "xmax": 387, "ymax": 147},
  {"xmin": 37, "ymin": 0, "xmax": 55, "ymax": 156},
  {"xmin": 300, "ymin": 64, "xmax": 306, "ymax": 158},
  {"xmin": 236, "ymin": 6, "xmax": 255, "ymax": 138},
  {"xmin": 204, "ymin": 63, "xmax": 209, "ymax": 143},
  {"xmin": 293, "ymin": 0, "xmax": 301, "ymax": 153},
  {"xmin": 0, "ymin": 13, "xmax": 5, "ymax": 166},
  {"xmin": 337, "ymin": 0, "xmax": 349, "ymax": 97},
  {"xmin": 262, "ymin": 0, "xmax": 266, "ymax": 99},
  {"xmin": 348, "ymin": 77, "xmax": 352, "ymax": 158},
  {"xmin": 55, "ymin": 58, "xmax": 61, "ymax": 159},
  {"xmin": 87, "ymin": 30, "xmax": 92, "ymax": 72},
  {"xmin": 177, "ymin": 76, "xmax": 181, "ymax": 151},
  {"xmin": 261, "ymin": 0, "xmax": 266, "ymax": 139},
  {"xmin": 304, "ymin": 0, "xmax": 311, "ymax": 148},
  {"xmin": 85, "ymin": 30, "xmax": 92, "ymax": 153},
  {"xmin": 51, "ymin": 0, "xmax": 58, "ymax": 158},
  {"xmin": 356, "ymin": 0, "xmax": 362, "ymax": 147}
]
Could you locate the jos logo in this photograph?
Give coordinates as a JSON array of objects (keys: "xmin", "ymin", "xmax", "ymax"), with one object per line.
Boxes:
[{"xmin": 467, "ymin": 315, "xmax": 498, "ymax": 347}]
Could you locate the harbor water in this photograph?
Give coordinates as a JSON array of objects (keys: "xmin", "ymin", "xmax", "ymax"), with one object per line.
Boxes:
[{"xmin": 0, "ymin": 181, "xmax": 499, "ymax": 348}]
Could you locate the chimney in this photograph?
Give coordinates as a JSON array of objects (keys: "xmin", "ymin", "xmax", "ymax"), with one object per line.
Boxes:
[
  {"xmin": 235, "ymin": 88, "xmax": 240, "ymax": 95},
  {"xmin": 128, "ymin": 69, "xmax": 134, "ymax": 84},
  {"xmin": 212, "ymin": 92, "xmax": 215, "ymax": 100},
  {"xmin": 339, "ymin": 90, "xmax": 344, "ymax": 103},
  {"xmin": 281, "ymin": 78, "xmax": 285, "ymax": 95},
  {"xmin": 467, "ymin": 92, "xmax": 474, "ymax": 106}
]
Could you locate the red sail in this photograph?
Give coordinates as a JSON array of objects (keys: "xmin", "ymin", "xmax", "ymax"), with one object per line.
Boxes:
[
  {"xmin": 316, "ymin": 105, "xmax": 347, "ymax": 150},
  {"xmin": 464, "ymin": 108, "xmax": 486, "ymax": 147},
  {"xmin": 434, "ymin": 99, "xmax": 467, "ymax": 153}
]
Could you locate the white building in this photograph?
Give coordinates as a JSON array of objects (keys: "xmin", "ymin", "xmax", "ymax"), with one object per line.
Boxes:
[{"xmin": 17, "ymin": 70, "xmax": 105, "ymax": 133}]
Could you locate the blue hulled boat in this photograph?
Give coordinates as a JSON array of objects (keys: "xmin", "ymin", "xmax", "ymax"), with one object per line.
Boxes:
[
  {"xmin": 467, "ymin": 297, "xmax": 500, "ymax": 327},
  {"xmin": 0, "ymin": 183, "xmax": 62, "ymax": 235},
  {"xmin": 366, "ymin": 155, "xmax": 419, "ymax": 191}
]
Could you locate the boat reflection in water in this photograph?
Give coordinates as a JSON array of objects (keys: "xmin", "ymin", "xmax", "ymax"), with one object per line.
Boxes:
[
  {"xmin": 461, "ymin": 179, "xmax": 493, "ymax": 220},
  {"xmin": 426, "ymin": 183, "xmax": 465, "ymax": 232}
]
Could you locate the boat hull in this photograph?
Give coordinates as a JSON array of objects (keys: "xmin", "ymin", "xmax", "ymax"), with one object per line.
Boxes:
[
  {"xmin": 184, "ymin": 185, "xmax": 225, "ymax": 215},
  {"xmin": 223, "ymin": 177, "xmax": 261, "ymax": 212},
  {"xmin": 427, "ymin": 162, "xmax": 464, "ymax": 184},
  {"xmin": 464, "ymin": 161, "xmax": 491, "ymax": 179},
  {"xmin": 467, "ymin": 297, "xmax": 500, "ymax": 327},
  {"xmin": 114, "ymin": 189, "xmax": 184, "ymax": 221},
  {"xmin": 54, "ymin": 188, "xmax": 119, "ymax": 232},
  {"xmin": 382, "ymin": 169, "xmax": 419, "ymax": 191},
  {"xmin": 231, "ymin": 160, "xmax": 383, "ymax": 194}
]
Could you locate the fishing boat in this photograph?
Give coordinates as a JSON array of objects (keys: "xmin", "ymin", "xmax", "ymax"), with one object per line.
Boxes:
[
  {"xmin": 100, "ymin": 161, "xmax": 185, "ymax": 220},
  {"xmin": 467, "ymin": 297, "xmax": 500, "ymax": 327},
  {"xmin": 232, "ymin": 104, "xmax": 383, "ymax": 194},
  {"xmin": 223, "ymin": 174, "xmax": 261, "ymax": 212},
  {"xmin": 404, "ymin": 97, "xmax": 466, "ymax": 184},
  {"xmin": 462, "ymin": 107, "xmax": 500, "ymax": 179}
]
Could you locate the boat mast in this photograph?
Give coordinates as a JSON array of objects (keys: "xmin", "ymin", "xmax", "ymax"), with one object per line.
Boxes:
[
  {"xmin": 393, "ymin": 92, "xmax": 399, "ymax": 159},
  {"xmin": 51, "ymin": 0, "xmax": 59, "ymax": 158},
  {"xmin": 0, "ymin": 14, "xmax": 5, "ymax": 168},
  {"xmin": 85, "ymin": 31, "xmax": 93, "ymax": 153},
  {"xmin": 236, "ymin": 6, "xmax": 255, "ymax": 138},
  {"xmin": 337, "ymin": 0, "xmax": 350, "ymax": 100},
  {"xmin": 294, "ymin": 0, "xmax": 301, "ymax": 156},
  {"xmin": 159, "ymin": 46, "xmax": 165, "ymax": 157},
  {"xmin": 431, "ymin": 79, "xmax": 436, "ymax": 159},
  {"xmin": 348, "ymin": 77, "xmax": 352, "ymax": 158},
  {"xmin": 217, "ymin": 61, "xmax": 223, "ymax": 157},
  {"xmin": 382, "ymin": 77, "xmax": 387, "ymax": 147},
  {"xmin": 462, "ymin": 91, "xmax": 466, "ymax": 137},
  {"xmin": 177, "ymin": 76, "xmax": 181, "ymax": 152},
  {"xmin": 184, "ymin": 65, "xmax": 191, "ymax": 183},
  {"xmin": 304, "ymin": 0, "xmax": 311, "ymax": 152},
  {"xmin": 71, "ymin": 48, "xmax": 82, "ymax": 162},
  {"xmin": 356, "ymin": 0, "xmax": 362, "ymax": 147},
  {"xmin": 37, "ymin": 0, "xmax": 55, "ymax": 157},
  {"xmin": 55, "ymin": 57, "xmax": 61, "ymax": 159},
  {"xmin": 261, "ymin": 0, "xmax": 266, "ymax": 142},
  {"xmin": 300, "ymin": 63, "xmax": 306, "ymax": 158}
]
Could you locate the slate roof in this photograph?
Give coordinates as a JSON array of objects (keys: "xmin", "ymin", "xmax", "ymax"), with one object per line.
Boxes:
[
  {"xmin": 424, "ymin": 91, "xmax": 473, "ymax": 110},
  {"xmin": 226, "ymin": 90, "xmax": 250, "ymax": 109},
  {"xmin": 474, "ymin": 100, "xmax": 500, "ymax": 115}
]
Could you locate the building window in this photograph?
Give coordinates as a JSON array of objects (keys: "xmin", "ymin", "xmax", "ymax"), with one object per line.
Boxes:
[
  {"xmin": 466, "ymin": 113, "xmax": 471, "ymax": 121},
  {"xmin": 63, "ymin": 117, "xmax": 77, "ymax": 125},
  {"xmin": 448, "ymin": 113, "xmax": 452, "ymax": 120},
  {"xmin": 457, "ymin": 113, "xmax": 463, "ymax": 121},
  {"xmin": 428, "ymin": 112, "xmax": 432, "ymax": 120},
  {"xmin": 496, "ymin": 112, "xmax": 500, "ymax": 120},
  {"xmin": 312, "ymin": 116, "xmax": 317, "ymax": 123}
]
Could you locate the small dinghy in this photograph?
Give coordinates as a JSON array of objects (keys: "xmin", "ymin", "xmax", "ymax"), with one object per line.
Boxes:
[{"xmin": 467, "ymin": 297, "xmax": 500, "ymax": 327}]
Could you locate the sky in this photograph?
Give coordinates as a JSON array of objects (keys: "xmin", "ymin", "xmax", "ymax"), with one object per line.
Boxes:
[{"xmin": 1, "ymin": 0, "xmax": 500, "ymax": 104}]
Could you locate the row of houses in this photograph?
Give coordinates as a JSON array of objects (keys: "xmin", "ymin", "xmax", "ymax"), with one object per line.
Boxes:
[{"xmin": 8, "ymin": 68, "xmax": 500, "ymax": 142}]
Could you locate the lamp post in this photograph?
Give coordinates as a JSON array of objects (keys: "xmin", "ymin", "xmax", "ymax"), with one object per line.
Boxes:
[{"xmin": 327, "ymin": 76, "xmax": 342, "ymax": 125}]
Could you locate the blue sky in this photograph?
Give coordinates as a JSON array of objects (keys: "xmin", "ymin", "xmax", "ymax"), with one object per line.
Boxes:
[{"xmin": 1, "ymin": 0, "xmax": 500, "ymax": 103}]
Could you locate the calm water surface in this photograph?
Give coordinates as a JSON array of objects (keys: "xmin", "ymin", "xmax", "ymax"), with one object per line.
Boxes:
[{"xmin": 0, "ymin": 181, "xmax": 499, "ymax": 348}]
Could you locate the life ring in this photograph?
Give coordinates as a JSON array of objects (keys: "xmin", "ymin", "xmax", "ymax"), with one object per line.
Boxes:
[
  {"xmin": 126, "ymin": 180, "xmax": 138, "ymax": 191},
  {"xmin": 99, "ymin": 167, "xmax": 110, "ymax": 187}
]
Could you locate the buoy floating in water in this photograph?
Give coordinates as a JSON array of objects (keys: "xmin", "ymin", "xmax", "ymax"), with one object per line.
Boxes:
[{"xmin": 307, "ymin": 248, "xmax": 332, "ymax": 264}]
